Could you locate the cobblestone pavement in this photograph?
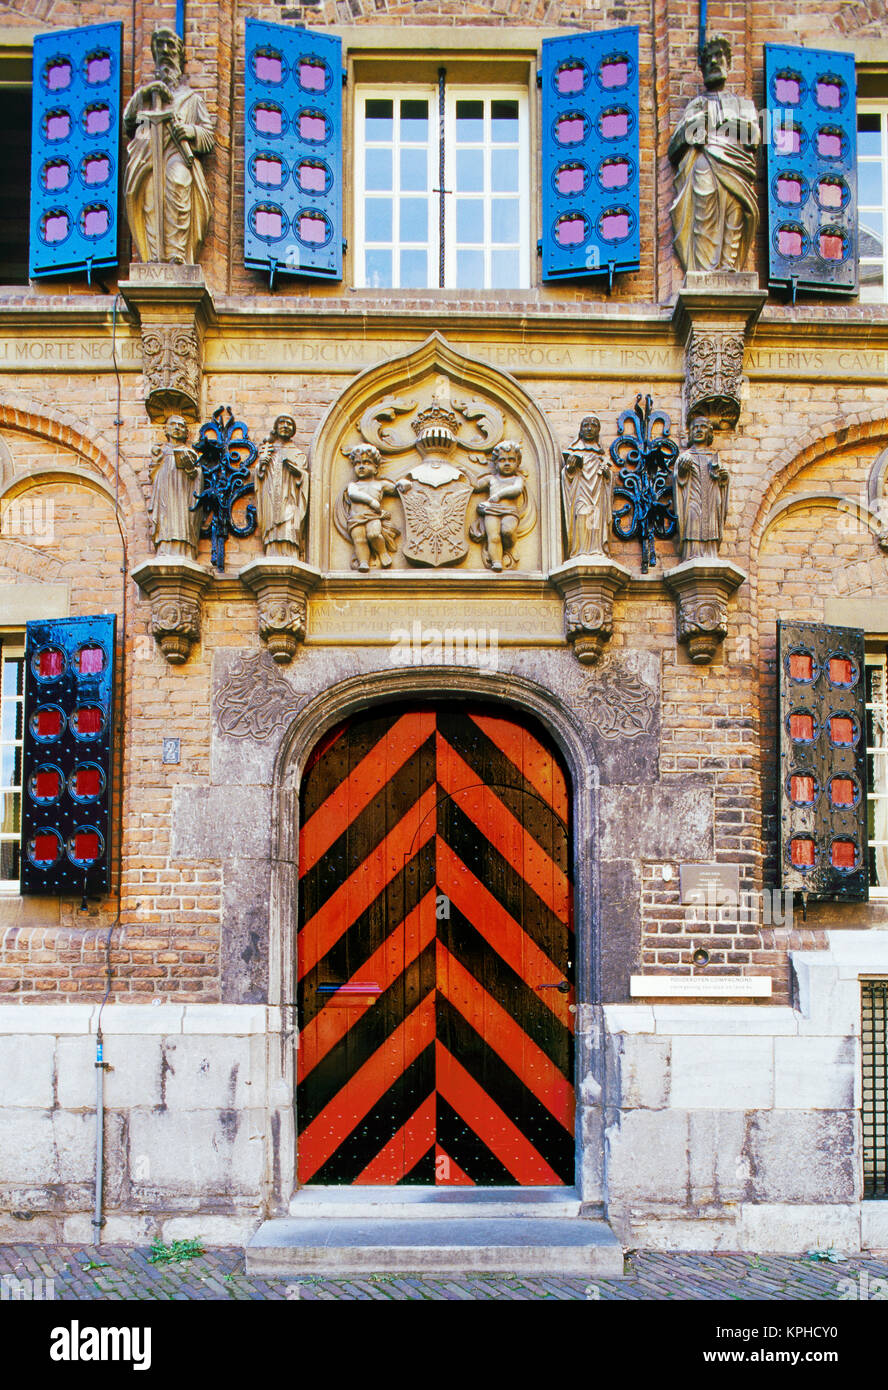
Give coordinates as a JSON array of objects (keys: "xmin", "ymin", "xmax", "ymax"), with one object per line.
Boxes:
[{"xmin": 2, "ymin": 1244, "xmax": 887, "ymax": 1300}]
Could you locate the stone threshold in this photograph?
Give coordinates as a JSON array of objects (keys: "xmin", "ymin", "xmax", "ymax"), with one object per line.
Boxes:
[{"xmin": 247, "ymin": 1189, "xmax": 623, "ymax": 1277}]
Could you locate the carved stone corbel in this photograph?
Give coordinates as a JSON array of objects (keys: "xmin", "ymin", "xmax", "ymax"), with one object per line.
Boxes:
[
  {"xmin": 549, "ymin": 557, "xmax": 631, "ymax": 665},
  {"xmin": 673, "ymin": 273, "xmax": 766, "ymax": 433},
  {"xmin": 239, "ymin": 558, "xmax": 322, "ymax": 664},
  {"xmin": 131, "ymin": 556, "xmax": 212, "ymax": 664},
  {"xmin": 119, "ymin": 264, "xmax": 214, "ymax": 423},
  {"xmin": 663, "ymin": 558, "xmax": 746, "ymax": 663}
]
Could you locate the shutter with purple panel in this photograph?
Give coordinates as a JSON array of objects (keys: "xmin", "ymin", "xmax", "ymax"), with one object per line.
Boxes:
[
  {"xmin": 765, "ymin": 44, "xmax": 857, "ymax": 294},
  {"xmin": 540, "ymin": 27, "xmax": 640, "ymax": 283},
  {"xmin": 244, "ymin": 20, "xmax": 343, "ymax": 282}
]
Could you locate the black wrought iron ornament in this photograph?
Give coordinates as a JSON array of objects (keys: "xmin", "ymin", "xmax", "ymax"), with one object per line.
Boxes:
[
  {"xmin": 611, "ymin": 394, "xmax": 679, "ymax": 573},
  {"xmin": 192, "ymin": 406, "xmax": 258, "ymax": 571}
]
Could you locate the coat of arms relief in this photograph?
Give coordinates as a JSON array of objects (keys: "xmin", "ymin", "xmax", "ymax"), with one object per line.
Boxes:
[{"xmin": 331, "ymin": 377, "xmax": 539, "ymax": 572}]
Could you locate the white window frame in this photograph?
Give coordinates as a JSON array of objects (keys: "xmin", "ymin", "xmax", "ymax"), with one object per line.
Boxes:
[
  {"xmin": 0, "ymin": 632, "xmax": 24, "ymax": 892},
  {"xmin": 858, "ymin": 102, "xmax": 888, "ymax": 305},
  {"xmin": 353, "ymin": 81, "xmax": 531, "ymax": 291},
  {"xmin": 866, "ymin": 650, "xmax": 888, "ymax": 897}
]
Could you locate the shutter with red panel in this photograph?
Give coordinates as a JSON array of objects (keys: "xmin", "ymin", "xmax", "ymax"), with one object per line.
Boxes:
[
  {"xmin": 778, "ymin": 620, "xmax": 868, "ymax": 901},
  {"xmin": 19, "ymin": 615, "xmax": 115, "ymax": 897}
]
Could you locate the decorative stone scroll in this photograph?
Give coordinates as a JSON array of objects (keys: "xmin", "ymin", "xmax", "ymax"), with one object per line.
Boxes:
[
  {"xmin": 684, "ymin": 328, "xmax": 746, "ymax": 432},
  {"xmin": 131, "ymin": 555, "xmax": 211, "ymax": 665},
  {"xmin": 549, "ymin": 557, "xmax": 631, "ymax": 665},
  {"xmin": 663, "ymin": 558, "xmax": 746, "ymax": 664},
  {"xmin": 239, "ymin": 558, "xmax": 322, "ymax": 664},
  {"xmin": 141, "ymin": 325, "xmax": 202, "ymax": 422}
]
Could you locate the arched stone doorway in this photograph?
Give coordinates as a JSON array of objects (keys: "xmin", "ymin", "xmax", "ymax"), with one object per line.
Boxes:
[{"xmin": 295, "ymin": 699, "xmax": 575, "ymax": 1186}]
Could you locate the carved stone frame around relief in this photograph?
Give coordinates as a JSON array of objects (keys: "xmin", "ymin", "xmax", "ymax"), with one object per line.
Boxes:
[{"xmin": 307, "ymin": 333, "xmax": 562, "ymax": 575}]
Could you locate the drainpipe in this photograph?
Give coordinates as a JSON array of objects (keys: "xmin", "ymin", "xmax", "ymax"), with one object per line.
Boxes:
[{"xmin": 92, "ymin": 1028, "xmax": 108, "ymax": 1244}]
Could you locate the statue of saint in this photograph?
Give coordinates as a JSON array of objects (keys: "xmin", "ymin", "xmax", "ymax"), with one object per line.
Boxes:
[
  {"xmin": 561, "ymin": 415, "xmax": 613, "ymax": 557},
  {"xmin": 255, "ymin": 415, "xmax": 310, "ymax": 558},
  {"xmin": 668, "ymin": 34, "xmax": 759, "ymax": 274},
  {"xmin": 469, "ymin": 441, "xmax": 529, "ymax": 571},
  {"xmin": 148, "ymin": 415, "xmax": 202, "ymax": 558},
  {"xmin": 123, "ymin": 27, "xmax": 215, "ymax": 265},
  {"xmin": 673, "ymin": 417, "xmax": 730, "ymax": 561},
  {"xmin": 339, "ymin": 445, "xmax": 401, "ymax": 571}
]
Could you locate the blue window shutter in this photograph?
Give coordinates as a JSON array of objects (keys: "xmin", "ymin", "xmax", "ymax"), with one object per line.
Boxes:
[
  {"xmin": 20, "ymin": 615, "xmax": 116, "ymax": 898},
  {"xmin": 244, "ymin": 20, "xmax": 343, "ymax": 283},
  {"xmin": 29, "ymin": 22, "xmax": 122, "ymax": 280},
  {"xmin": 540, "ymin": 27, "xmax": 640, "ymax": 284},
  {"xmin": 765, "ymin": 44, "xmax": 857, "ymax": 294}
]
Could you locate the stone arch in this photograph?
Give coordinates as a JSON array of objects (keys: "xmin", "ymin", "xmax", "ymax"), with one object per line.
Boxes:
[
  {"xmin": 0, "ymin": 391, "xmax": 144, "ymax": 544},
  {"xmin": 269, "ymin": 663, "xmax": 600, "ymax": 1007},
  {"xmin": 307, "ymin": 332, "xmax": 563, "ymax": 573}
]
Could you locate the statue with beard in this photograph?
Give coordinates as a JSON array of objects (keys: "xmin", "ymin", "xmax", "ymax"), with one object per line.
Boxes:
[
  {"xmin": 669, "ymin": 34, "xmax": 759, "ymax": 275},
  {"xmin": 123, "ymin": 27, "xmax": 215, "ymax": 265}
]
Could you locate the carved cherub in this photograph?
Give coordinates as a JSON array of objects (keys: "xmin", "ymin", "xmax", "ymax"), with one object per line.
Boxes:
[
  {"xmin": 468, "ymin": 440, "xmax": 528, "ymax": 571},
  {"xmin": 340, "ymin": 444, "xmax": 401, "ymax": 570}
]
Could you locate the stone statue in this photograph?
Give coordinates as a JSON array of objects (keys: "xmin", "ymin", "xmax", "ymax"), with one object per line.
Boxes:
[
  {"xmin": 561, "ymin": 415, "xmax": 614, "ymax": 557},
  {"xmin": 668, "ymin": 34, "xmax": 759, "ymax": 275},
  {"xmin": 469, "ymin": 440, "xmax": 528, "ymax": 571},
  {"xmin": 340, "ymin": 444, "xmax": 401, "ymax": 571},
  {"xmin": 148, "ymin": 415, "xmax": 202, "ymax": 558},
  {"xmin": 123, "ymin": 27, "xmax": 215, "ymax": 265},
  {"xmin": 673, "ymin": 417, "xmax": 729, "ymax": 561},
  {"xmin": 255, "ymin": 415, "xmax": 310, "ymax": 558}
]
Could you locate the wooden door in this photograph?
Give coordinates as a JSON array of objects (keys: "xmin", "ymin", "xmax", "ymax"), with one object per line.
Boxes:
[{"xmin": 296, "ymin": 703, "xmax": 574, "ymax": 1185}]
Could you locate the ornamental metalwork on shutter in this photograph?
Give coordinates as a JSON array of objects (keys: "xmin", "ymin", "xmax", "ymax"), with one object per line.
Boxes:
[
  {"xmin": 19, "ymin": 616, "xmax": 115, "ymax": 897},
  {"xmin": 244, "ymin": 20, "xmax": 343, "ymax": 284},
  {"xmin": 540, "ymin": 27, "xmax": 640, "ymax": 284},
  {"xmin": 778, "ymin": 620, "xmax": 868, "ymax": 902},
  {"xmin": 29, "ymin": 22, "xmax": 122, "ymax": 280},
  {"xmin": 764, "ymin": 43, "xmax": 858, "ymax": 295}
]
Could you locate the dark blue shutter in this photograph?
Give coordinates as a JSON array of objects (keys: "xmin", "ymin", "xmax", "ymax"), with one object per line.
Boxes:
[
  {"xmin": 244, "ymin": 20, "xmax": 343, "ymax": 284},
  {"xmin": 29, "ymin": 23, "xmax": 122, "ymax": 280},
  {"xmin": 765, "ymin": 44, "xmax": 857, "ymax": 295},
  {"xmin": 540, "ymin": 28, "xmax": 640, "ymax": 284},
  {"xmin": 20, "ymin": 615, "xmax": 116, "ymax": 898}
]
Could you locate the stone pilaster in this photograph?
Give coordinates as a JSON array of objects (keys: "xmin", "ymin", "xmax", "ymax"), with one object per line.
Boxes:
[
  {"xmin": 663, "ymin": 558, "xmax": 746, "ymax": 664},
  {"xmin": 131, "ymin": 556, "xmax": 213, "ymax": 665},
  {"xmin": 239, "ymin": 558, "xmax": 323, "ymax": 664},
  {"xmin": 549, "ymin": 557, "xmax": 631, "ymax": 665},
  {"xmin": 119, "ymin": 264, "xmax": 215, "ymax": 423}
]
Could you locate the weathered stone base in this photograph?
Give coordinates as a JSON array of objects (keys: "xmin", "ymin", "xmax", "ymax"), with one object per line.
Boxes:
[{"xmin": 0, "ymin": 931, "xmax": 885, "ymax": 1252}]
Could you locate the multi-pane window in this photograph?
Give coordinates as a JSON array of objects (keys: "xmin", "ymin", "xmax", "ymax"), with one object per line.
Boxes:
[
  {"xmin": 862, "ymin": 979, "xmax": 888, "ymax": 1199},
  {"xmin": 866, "ymin": 653, "xmax": 888, "ymax": 895},
  {"xmin": 354, "ymin": 85, "xmax": 529, "ymax": 290},
  {"xmin": 858, "ymin": 106, "xmax": 888, "ymax": 303},
  {"xmin": 0, "ymin": 636, "xmax": 24, "ymax": 889}
]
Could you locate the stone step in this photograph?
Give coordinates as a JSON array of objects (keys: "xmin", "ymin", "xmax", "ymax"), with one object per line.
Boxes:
[
  {"xmin": 288, "ymin": 1185, "xmax": 582, "ymax": 1221},
  {"xmin": 246, "ymin": 1216, "xmax": 624, "ymax": 1277}
]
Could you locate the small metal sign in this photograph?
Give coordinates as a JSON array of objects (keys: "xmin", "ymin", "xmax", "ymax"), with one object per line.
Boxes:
[
  {"xmin": 162, "ymin": 737, "xmax": 180, "ymax": 765},
  {"xmin": 679, "ymin": 862, "xmax": 740, "ymax": 905}
]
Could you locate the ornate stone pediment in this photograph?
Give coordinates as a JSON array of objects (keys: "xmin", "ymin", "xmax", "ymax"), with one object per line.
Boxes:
[{"xmin": 309, "ymin": 334, "xmax": 560, "ymax": 575}]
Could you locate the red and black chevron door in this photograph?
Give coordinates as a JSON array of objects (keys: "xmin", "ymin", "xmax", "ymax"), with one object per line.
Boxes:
[{"xmin": 296, "ymin": 703, "xmax": 575, "ymax": 1186}]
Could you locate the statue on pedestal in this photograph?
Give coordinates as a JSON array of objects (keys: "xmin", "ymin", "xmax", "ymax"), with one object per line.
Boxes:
[
  {"xmin": 123, "ymin": 27, "xmax": 215, "ymax": 265},
  {"xmin": 148, "ymin": 414, "xmax": 202, "ymax": 558},
  {"xmin": 561, "ymin": 415, "xmax": 614, "ymax": 557},
  {"xmin": 255, "ymin": 415, "xmax": 310, "ymax": 558},
  {"xmin": 668, "ymin": 34, "xmax": 759, "ymax": 274},
  {"xmin": 673, "ymin": 416, "xmax": 730, "ymax": 561}
]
